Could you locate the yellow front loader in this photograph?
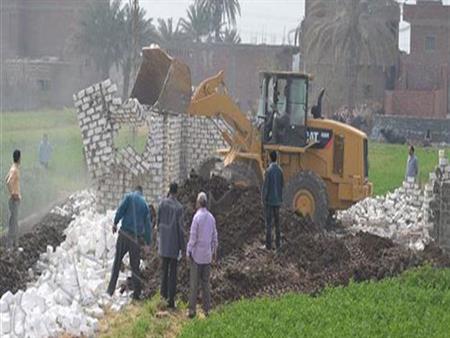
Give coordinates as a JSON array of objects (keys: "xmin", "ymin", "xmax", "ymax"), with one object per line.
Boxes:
[{"xmin": 131, "ymin": 47, "xmax": 372, "ymax": 227}]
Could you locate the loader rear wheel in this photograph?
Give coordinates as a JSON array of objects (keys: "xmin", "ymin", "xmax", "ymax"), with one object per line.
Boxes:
[{"xmin": 284, "ymin": 171, "xmax": 329, "ymax": 229}]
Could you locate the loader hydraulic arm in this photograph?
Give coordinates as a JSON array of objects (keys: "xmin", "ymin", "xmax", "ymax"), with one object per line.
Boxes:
[{"xmin": 187, "ymin": 71, "xmax": 261, "ymax": 153}]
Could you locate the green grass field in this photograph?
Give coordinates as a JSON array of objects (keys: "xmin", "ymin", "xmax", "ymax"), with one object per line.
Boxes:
[
  {"xmin": 0, "ymin": 110, "xmax": 88, "ymax": 228},
  {"xmin": 2, "ymin": 110, "xmax": 450, "ymax": 337},
  {"xmin": 180, "ymin": 266, "xmax": 450, "ymax": 338},
  {"xmin": 369, "ymin": 143, "xmax": 449, "ymax": 196},
  {"xmin": 0, "ymin": 110, "xmax": 148, "ymax": 228},
  {"xmin": 1, "ymin": 109, "xmax": 448, "ymax": 227}
]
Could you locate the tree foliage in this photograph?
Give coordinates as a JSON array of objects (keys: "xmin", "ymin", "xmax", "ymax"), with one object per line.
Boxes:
[
  {"xmin": 76, "ymin": 0, "xmax": 158, "ymax": 97},
  {"xmin": 300, "ymin": 0, "xmax": 399, "ymax": 109},
  {"xmin": 156, "ymin": 18, "xmax": 184, "ymax": 44},
  {"xmin": 180, "ymin": 3, "xmax": 212, "ymax": 43},
  {"xmin": 76, "ymin": 0, "xmax": 124, "ymax": 78},
  {"xmin": 195, "ymin": 0, "xmax": 241, "ymax": 42}
]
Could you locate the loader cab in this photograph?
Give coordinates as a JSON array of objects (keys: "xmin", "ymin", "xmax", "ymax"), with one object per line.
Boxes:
[{"xmin": 259, "ymin": 72, "xmax": 309, "ymax": 147}]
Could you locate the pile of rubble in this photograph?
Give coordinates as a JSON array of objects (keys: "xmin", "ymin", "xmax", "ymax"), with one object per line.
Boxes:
[
  {"xmin": 0, "ymin": 191, "xmax": 132, "ymax": 337},
  {"xmin": 339, "ymin": 179, "xmax": 430, "ymax": 250},
  {"xmin": 137, "ymin": 177, "xmax": 450, "ymax": 306},
  {"xmin": 2, "ymin": 173, "xmax": 449, "ymax": 337},
  {"xmin": 339, "ymin": 150, "xmax": 450, "ymax": 251}
]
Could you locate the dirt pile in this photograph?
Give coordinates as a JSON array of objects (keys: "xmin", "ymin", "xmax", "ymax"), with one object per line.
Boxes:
[
  {"xmin": 0, "ymin": 210, "xmax": 73, "ymax": 297},
  {"xmin": 135, "ymin": 177, "xmax": 450, "ymax": 305}
]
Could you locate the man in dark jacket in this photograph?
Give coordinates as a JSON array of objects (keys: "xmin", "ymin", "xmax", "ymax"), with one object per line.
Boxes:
[
  {"xmin": 107, "ymin": 186, "xmax": 152, "ymax": 300},
  {"xmin": 262, "ymin": 151, "xmax": 284, "ymax": 250},
  {"xmin": 158, "ymin": 182, "xmax": 185, "ymax": 308}
]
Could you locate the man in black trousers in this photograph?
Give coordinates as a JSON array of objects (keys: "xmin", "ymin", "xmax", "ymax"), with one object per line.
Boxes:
[
  {"xmin": 107, "ymin": 186, "xmax": 152, "ymax": 300},
  {"xmin": 157, "ymin": 182, "xmax": 185, "ymax": 308},
  {"xmin": 262, "ymin": 151, "xmax": 284, "ymax": 250}
]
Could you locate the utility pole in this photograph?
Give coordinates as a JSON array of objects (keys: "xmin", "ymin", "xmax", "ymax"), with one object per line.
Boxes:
[
  {"xmin": 130, "ymin": 0, "xmax": 140, "ymax": 148},
  {"xmin": 131, "ymin": 0, "xmax": 140, "ymax": 78}
]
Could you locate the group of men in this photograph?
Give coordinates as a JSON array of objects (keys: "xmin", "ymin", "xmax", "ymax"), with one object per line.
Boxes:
[
  {"xmin": 107, "ymin": 182, "xmax": 218, "ymax": 318},
  {"xmin": 106, "ymin": 150, "xmax": 283, "ymax": 318},
  {"xmin": 4, "ymin": 143, "xmax": 420, "ymax": 315}
]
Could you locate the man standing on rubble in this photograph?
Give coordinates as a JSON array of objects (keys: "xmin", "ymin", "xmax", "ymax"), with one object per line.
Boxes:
[
  {"xmin": 5, "ymin": 150, "xmax": 21, "ymax": 248},
  {"xmin": 186, "ymin": 192, "xmax": 218, "ymax": 318},
  {"xmin": 262, "ymin": 151, "xmax": 284, "ymax": 250},
  {"xmin": 158, "ymin": 182, "xmax": 185, "ymax": 309},
  {"xmin": 405, "ymin": 145, "xmax": 419, "ymax": 181},
  {"xmin": 107, "ymin": 185, "xmax": 152, "ymax": 300}
]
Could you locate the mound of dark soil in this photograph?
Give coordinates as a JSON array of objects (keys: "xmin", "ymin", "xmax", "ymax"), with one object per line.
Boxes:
[
  {"xmin": 131, "ymin": 177, "xmax": 450, "ymax": 306},
  {"xmin": 0, "ymin": 211, "xmax": 73, "ymax": 296}
]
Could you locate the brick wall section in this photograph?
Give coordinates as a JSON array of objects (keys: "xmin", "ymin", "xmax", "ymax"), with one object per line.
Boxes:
[
  {"xmin": 163, "ymin": 43, "xmax": 295, "ymax": 113},
  {"xmin": 74, "ymin": 80, "xmax": 226, "ymax": 211},
  {"xmin": 384, "ymin": 89, "xmax": 447, "ymax": 118},
  {"xmin": 388, "ymin": 1, "xmax": 450, "ymax": 118},
  {"xmin": 1, "ymin": 0, "xmax": 107, "ymax": 59},
  {"xmin": 438, "ymin": 182, "xmax": 450, "ymax": 251},
  {"xmin": 425, "ymin": 150, "xmax": 450, "ymax": 252},
  {"xmin": 371, "ymin": 115, "xmax": 450, "ymax": 143}
]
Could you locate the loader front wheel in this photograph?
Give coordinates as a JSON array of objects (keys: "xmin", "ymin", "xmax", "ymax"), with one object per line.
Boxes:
[{"xmin": 284, "ymin": 171, "xmax": 329, "ymax": 229}]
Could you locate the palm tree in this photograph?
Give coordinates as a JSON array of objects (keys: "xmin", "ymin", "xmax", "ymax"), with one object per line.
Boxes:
[
  {"xmin": 222, "ymin": 28, "xmax": 241, "ymax": 44},
  {"xmin": 195, "ymin": 0, "xmax": 241, "ymax": 42},
  {"xmin": 156, "ymin": 18, "xmax": 184, "ymax": 44},
  {"xmin": 76, "ymin": 0, "xmax": 125, "ymax": 79},
  {"xmin": 121, "ymin": 3, "xmax": 158, "ymax": 98},
  {"xmin": 300, "ymin": 0, "xmax": 399, "ymax": 109},
  {"xmin": 180, "ymin": 3, "xmax": 212, "ymax": 42}
]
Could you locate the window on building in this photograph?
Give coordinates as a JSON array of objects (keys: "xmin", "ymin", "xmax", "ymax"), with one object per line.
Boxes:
[
  {"xmin": 37, "ymin": 79, "xmax": 51, "ymax": 92},
  {"xmin": 425, "ymin": 36, "xmax": 436, "ymax": 51}
]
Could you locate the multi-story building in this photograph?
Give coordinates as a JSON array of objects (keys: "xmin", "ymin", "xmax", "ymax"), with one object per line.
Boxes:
[
  {"xmin": 0, "ymin": 0, "xmax": 105, "ymax": 110},
  {"xmin": 385, "ymin": 0, "xmax": 450, "ymax": 118},
  {"xmin": 301, "ymin": 0, "xmax": 400, "ymax": 115}
]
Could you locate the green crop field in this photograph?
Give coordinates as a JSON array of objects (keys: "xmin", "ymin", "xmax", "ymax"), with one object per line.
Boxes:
[
  {"xmin": 0, "ymin": 109, "xmax": 146, "ymax": 229},
  {"xmin": 1, "ymin": 109, "xmax": 448, "ymax": 228},
  {"xmin": 180, "ymin": 266, "xmax": 450, "ymax": 338},
  {"xmin": 2, "ymin": 110, "xmax": 450, "ymax": 337},
  {"xmin": 0, "ymin": 110, "xmax": 88, "ymax": 229},
  {"xmin": 368, "ymin": 142, "xmax": 449, "ymax": 196}
]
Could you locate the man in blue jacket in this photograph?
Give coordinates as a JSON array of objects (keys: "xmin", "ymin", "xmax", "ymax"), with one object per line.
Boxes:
[
  {"xmin": 262, "ymin": 151, "xmax": 284, "ymax": 250},
  {"xmin": 107, "ymin": 186, "xmax": 152, "ymax": 300}
]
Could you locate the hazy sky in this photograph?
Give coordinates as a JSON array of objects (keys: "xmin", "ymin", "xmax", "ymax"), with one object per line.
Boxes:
[
  {"xmin": 140, "ymin": 0, "xmax": 450, "ymax": 51},
  {"xmin": 140, "ymin": 0, "xmax": 304, "ymax": 44}
]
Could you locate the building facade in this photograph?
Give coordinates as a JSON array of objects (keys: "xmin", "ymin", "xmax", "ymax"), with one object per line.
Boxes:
[
  {"xmin": 301, "ymin": 0, "xmax": 400, "ymax": 115},
  {"xmin": 0, "ymin": 0, "xmax": 105, "ymax": 110},
  {"xmin": 163, "ymin": 42, "xmax": 296, "ymax": 113},
  {"xmin": 385, "ymin": 0, "xmax": 450, "ymax": 118}
]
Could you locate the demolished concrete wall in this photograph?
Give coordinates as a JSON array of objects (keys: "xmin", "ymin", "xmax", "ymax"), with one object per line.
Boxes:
[
  {"xmin": 339, "ymin": 150, "xmax": 450, "ymax": 251},
  {"xmin": 371, "ymin": 115, "xmax": 450, "ymax": 143},
  {"xmin": 73, "ymin": 80, "xmax": 225, "ymax": 211},
  {"xmin": 430, "ymin": 152, "xmax": 450, "ymax": 252}
]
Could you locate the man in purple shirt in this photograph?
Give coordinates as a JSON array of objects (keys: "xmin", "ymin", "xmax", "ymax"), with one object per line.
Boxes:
[{"xmin": 186, "ymin": 192, "xmax": 218, "ymax": 318}]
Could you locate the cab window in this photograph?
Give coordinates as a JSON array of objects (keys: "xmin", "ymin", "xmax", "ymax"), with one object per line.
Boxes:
[{"xmin": 288, "ymin": 78, "xmax": 307, "ymax": 126}]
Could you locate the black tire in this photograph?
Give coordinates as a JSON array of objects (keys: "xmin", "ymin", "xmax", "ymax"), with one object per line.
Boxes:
[
  {"xmin": 283, "ymin": 170, "xmax": 329, "ymax": 229},
  {"xmin": 222, "ymin": 161, "xmax": 262, "ymax": 188}
]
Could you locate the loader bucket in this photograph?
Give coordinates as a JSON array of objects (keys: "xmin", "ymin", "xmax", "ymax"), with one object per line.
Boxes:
[{"xmin": 131, "ymin": 47, "xmax": 192, "ymax": 113}]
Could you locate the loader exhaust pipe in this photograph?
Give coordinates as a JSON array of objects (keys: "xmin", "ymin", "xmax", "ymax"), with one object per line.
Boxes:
[{"xmin": 131, "ymin": 47, "xmax": 192, "ymax": 114}]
